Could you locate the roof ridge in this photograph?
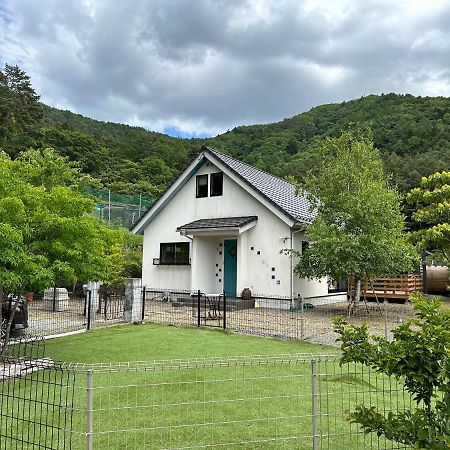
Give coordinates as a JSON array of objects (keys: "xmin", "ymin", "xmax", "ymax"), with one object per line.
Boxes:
[{"xmin": 203, "ymin": 146, "xmax": 294, "ymax": 187}]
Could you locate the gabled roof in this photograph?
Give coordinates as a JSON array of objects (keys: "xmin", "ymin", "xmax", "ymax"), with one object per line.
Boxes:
[
  {"xmin": 131, "ymin": 146, "xmax": 314, "ymax": 235},
  {"xmin": 203, "ymin": 146, "xmax": 314, "ymax": 224}
]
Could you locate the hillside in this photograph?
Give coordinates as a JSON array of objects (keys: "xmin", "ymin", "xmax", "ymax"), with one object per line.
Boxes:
[
  {"xmin": 206, "ymin": 93, "xmax": 450, "ymax": 192},
  {"xmin": 40, "ymin": 94, "xmax": 450, "ymax": 196},
  {"xmin": 40, "ymin": 104, "xmax": 199, "ymax": 198},
  {"xmin": 0, "ymin": 92, "xmax": 437, "ymax": 198}
]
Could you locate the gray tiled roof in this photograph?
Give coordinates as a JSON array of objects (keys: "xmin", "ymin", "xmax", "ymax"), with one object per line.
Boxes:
[
  {"xmin": 204, "ymin": 146, "xmax": 314, "ymax": 224},
  {"xmin": 177, "ymin": 216, "xmax": 257, "ymax": 231}
]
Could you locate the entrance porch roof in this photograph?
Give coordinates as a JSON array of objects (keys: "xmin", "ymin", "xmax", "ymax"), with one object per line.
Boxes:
[{"xmin": 177, "ymin": 216, "xmax": 257, "ymax": 236}]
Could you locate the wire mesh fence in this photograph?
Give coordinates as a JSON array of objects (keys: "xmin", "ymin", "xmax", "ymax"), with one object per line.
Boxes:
[
  {"xmin": 10, "ymin": 286, "xmax": 129, "ymax": 339},
  {"xmin": 27, "ymin": 293, "xmax": 88, "ymax": 337},
  {"xmin": 141, "ymin": 288, "xmax": 196, "ymax": 328},
  {"xmin": 2, "ymin": 335, "xmax": 46, "ymax": 360},
  {"xmin": 0, "ymin": 331, "xmax": 415, "ymax": 450},
  {"xmin": 5, "ymin": 284, "xmax": 418, "ymax": 346},
  {"xmin": 15, "ymin": 354, "xmax": 410, "ymax": 449},
  {"xmin": 142, "ymin": 288, "xmax": 417, "ymax": 346},
  {"xmin": 0, "ymin": 337, "xmax": 78, "ymax": 450}
]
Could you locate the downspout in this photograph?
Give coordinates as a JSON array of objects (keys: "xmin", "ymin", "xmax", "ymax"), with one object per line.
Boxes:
[{"xmin": 290, "ymin": 228, "xmax": 293, "ymax": 308}]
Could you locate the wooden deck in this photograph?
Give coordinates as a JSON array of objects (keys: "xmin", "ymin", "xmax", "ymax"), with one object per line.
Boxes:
[{"xmin": 348, "ymin": 274, "xmax": 423, "ymax": 300}]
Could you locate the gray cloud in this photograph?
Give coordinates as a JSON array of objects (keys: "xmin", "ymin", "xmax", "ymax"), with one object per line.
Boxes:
[{"xmin": 2, "ymin": 0, "xmax": 450, "ymax": 136}]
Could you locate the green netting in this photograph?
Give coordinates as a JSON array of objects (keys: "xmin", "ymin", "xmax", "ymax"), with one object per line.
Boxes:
[
  {"xmin": 84, "ymin": 187, "xmax": 154, "ymax": 208},
  {"xmin": 84, "ymin": 187, "xmax": 154, "ymax": 228}
]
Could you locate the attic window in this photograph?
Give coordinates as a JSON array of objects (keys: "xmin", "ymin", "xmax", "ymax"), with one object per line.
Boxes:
[
  {"xmin": 210, "ymin": 172, "xmax": 223, "ymax": 197},
  {"xmin": 196, "ymin": 175, "xmax": 208, "ymax": 198}
]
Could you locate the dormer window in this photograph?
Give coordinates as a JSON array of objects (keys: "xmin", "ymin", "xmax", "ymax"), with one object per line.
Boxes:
[
  {"xmin": 210, "ymin": 172, "xmax": 223, "ymax": 197},
  {"xmin": 196, "ymin": 175, "xmax": 208, "ymax": 198}
]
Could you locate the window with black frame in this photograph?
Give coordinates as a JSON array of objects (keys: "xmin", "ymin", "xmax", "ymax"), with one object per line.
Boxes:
[
  {"xmin": 160, "ymin": 242, "xmax": 190, "ymax": 265},
  {"xmin": 196, "ymin": 175, "xmax": 208, "ymax": 198},
  {"xmin": 210, "ymin": 172, "xmax": 223, "ymax": 196}
]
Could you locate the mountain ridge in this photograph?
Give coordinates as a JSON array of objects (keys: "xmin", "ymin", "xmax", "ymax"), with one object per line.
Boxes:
[{"xmin": 40, "ymin": 93, "xmax": 450, "ymax": 195}]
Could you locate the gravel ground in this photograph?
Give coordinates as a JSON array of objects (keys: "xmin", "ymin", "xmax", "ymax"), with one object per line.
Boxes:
[{"xmin": 143, "ymin": 300, "xmax": 419, "ymax": 346}]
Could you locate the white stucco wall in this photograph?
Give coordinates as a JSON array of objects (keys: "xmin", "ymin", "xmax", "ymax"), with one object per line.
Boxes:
[
  {"xmin": 292, "ymin": 231, "xmax": 329, "ymax": 299},
  {"xmin": 141, "ymin": 161, "xmax": 327, "ymax": 298}
]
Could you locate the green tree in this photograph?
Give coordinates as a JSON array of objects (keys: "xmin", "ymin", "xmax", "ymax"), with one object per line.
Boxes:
[
  {"xmin": 0, "ymin": 64, "xmax": 43, "ymax": 153},
  {"xmin": 0, "ymin": 148, "xmax": 140, "ymax": 351},
  {"xmin": 334, "ymin": 295, "xmax": 450, "ymax": 449},
  {"xmin": 292, "ymin": 131, "xmax": 417, "ymax": 308},
  {"xmin": 407, "ymin": 171, "xmax": 450, "ymax": 265}
]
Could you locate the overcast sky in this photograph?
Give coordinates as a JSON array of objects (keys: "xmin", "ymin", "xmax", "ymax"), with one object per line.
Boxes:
[{"xmin": 1, "ymin": 0, "xmax": 450, "ymax": 137}]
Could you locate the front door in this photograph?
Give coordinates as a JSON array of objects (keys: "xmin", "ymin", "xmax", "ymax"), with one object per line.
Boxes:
[{"xmin": 223, "ymin": 239, "xmax": 237, "ymax": 297}]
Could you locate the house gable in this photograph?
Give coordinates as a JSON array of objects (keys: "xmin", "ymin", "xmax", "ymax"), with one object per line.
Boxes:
[{"xmin": 132, "ymin": 147, "xmax": 312, "ymax": 235}]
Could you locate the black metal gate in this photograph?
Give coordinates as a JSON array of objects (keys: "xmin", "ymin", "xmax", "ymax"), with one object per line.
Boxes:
[
  {"xmin": 101, "ymin": 286, "xmax": 126, "ymax": 320},
  {"xmin": 197, "ymin": 292, "xmax": 226, "ymax": 329}
]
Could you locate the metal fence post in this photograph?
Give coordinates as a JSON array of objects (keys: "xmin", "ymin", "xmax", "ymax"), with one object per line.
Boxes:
[
  {"xmin": 384, "ymin": 299, "xmax": 388, "ymax": 340},
  {"xmin": 311, "ymin": 359, "xmax": 318, "ymax": 450},
  {"xmin": 197, "ymin": 290, "xmax": 201, "ymax": 327},
  {"xmin": 223, "ymin": 291, "xmax": 226, "ymax": 330},
  {"xmin": 52, "ymin": 285, "xmax": 57, "ymax": 312},
  {"xmin": 86, "ymin": 370, "xmax": 94, "ymax": 450},
  {"xmin": 103, "ymin": 288, "xmax": 107, "ymax": 320},
  {"xmin": 141, "ymin": 287, "xmax": 146, "ymax": 322},
  {"xmin": 87, "ymin": 291, "xmax": 92, "ymax": 331},
  {"xmin": 300, "ymin": 296, "xmax": 304, "ymax": 340}
]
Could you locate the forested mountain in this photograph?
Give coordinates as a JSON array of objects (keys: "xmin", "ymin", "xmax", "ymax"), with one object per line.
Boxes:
[
  {"xmin": 40, "ymin": 105, "xmax": 200, "ymax": 198},
  {"xmin": 1, "ymin": 64, "xmax": 449, "ymax": 197},
  {"xmin": 206, "ymin": 94, "xmax": 450, "ymax": 192},
  {"xmin": 42, "ymin": 94, "xmax": 450, "ymax": 196}
]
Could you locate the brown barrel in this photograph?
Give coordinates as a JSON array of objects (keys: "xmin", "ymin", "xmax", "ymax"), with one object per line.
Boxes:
[{"xmin": 426, "ymin": 266, "xmax": 449, "ymax": 294}]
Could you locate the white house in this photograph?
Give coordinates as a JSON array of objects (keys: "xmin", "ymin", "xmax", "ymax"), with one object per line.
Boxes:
[{"xmin": 131, "ymin": 146, "xmax": 331, "ymax": 301}]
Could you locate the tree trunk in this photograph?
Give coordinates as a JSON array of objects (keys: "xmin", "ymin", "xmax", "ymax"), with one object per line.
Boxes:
[
  {"xmin": 355, "ymin": 278, "xmax": 362, "ymax": 303},
  {"xmin": 348, "ymin": 276, "xmax": 361, "ymax": 317}
]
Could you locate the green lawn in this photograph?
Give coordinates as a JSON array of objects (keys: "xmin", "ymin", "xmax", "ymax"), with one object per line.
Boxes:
[
  {"xmin": 43, "ymin": 322, "xmax": 336, "ymax": 362},
  {"xmin": 3, "ymin": 324, "xmax": 408, "ymax": 449}
]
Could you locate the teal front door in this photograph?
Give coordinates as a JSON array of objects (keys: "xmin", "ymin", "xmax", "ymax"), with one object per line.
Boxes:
[{"xmin": 223, "ymin": 239, "xmax": 237, "ymax": 297}]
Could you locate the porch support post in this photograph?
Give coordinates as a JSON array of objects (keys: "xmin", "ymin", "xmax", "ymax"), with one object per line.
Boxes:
[
  {"xmin": 191, "ymin": 237, "xmax": 201, "ymax": 292},
  {"xmin": 236, "ymin": 233, "xmax": 248, "ymax": 296}
]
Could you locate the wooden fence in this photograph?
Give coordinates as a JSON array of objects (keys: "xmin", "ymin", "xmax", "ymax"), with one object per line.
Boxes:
[{"xmin": 348, "ymin": 274, "xmax": 422, "ymax": 300}]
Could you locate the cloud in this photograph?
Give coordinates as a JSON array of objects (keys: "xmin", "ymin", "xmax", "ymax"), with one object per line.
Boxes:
[{"xmin": 2, "ymin": 0, "xmax": 450, "ymax": 137}]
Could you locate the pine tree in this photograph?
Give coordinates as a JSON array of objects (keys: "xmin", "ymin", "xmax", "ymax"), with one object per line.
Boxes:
[{"xmin": 0, "ymin": 64, "xmax": 43, "ymax": 153}]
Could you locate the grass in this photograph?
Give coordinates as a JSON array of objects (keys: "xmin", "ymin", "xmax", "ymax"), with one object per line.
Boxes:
[
  {"xmin": 43, "ymin": 322, "xmax": 336, "ymax": 363},
  {"xmin": 3, "ymin": 323, "xmax": 409, "ymax": 449}
]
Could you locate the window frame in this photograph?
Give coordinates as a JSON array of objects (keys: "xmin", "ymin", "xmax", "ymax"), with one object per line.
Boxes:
[
  {"xmin": 159, "ymin": 242, "xmax": 190, "ymax": 265},
  {"xmin": 210, "ymin": 172, "xmax": 223, "ymax": 197},
  {"xmin": 196, "ymin": 174, "xmax": 208, "ymax": 198}
]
